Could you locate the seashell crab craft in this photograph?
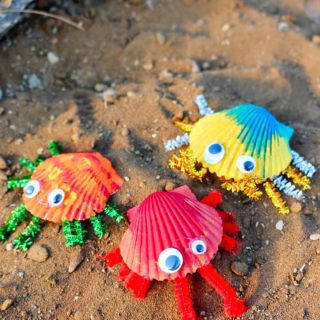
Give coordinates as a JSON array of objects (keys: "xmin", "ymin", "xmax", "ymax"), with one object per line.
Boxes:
[
  {"xmin": 104, "ymin": 186, "xmax": 248, "ymax": 320},
  {"xmin": 165, "ymin": 95, "xmax": 316, "ymax": 214},
  {"xmin": 0, "ymin": 141, "xmax": 123, "ymax": 250}
]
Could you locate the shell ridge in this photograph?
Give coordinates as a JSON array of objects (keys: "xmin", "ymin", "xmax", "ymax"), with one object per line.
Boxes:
[
  {"xmin": 62, "ymin": 167, "xmax": 99, "ymax": 220},
  {"xmin": 169, "ymin": 195, "xmax": 205, "ymax": 236},
  {"xmin": 127, "ymin": 203, "xmax": 144, "ymax": 273},
  {"xmin": 245, "ymin": 109, "xmax": 265, "ymax": 155},
  {"xmin": 235, "ymin": 107, "xmax": 257, "ymax": 148},
  {"xmin": 170, "ymin": 185, "xmax": 197, "ymax": 200},
  {"xmin": 151, "ymin": 194, "xmax": 174, "ymax": 280},
  {"xmin": 73, "ymin": 174, "xmax": 101, "ymax": 220},
  {"xmin": 160, "ymin": 194, "xmax": 207, "ymax": 279},
  {"xmin": 206, "ymin": 116, "xmax": 242, "ymax": 178}
]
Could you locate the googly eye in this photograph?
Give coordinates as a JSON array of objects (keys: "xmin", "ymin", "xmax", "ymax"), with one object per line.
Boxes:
[
  {"xmin": 23, "ymin": 180, "xmax": 40, "ymax": 198},
  {"xmin": 47, "ymin": 189, "xmax": 65, "ymax": 207},
  {"xmin": 191, "ymin": 239, "xmax": 207, "ymax": 255},
  {"xmin": 203, "ymin": 143, "xmax": 225, "ymax": 164},
  {"xmin": 237, "ymin": 155, "xmax": 256, "ymax": 173},
  {"xmin": 158, "ymin": 248, "xmax": 183, "ymax": 274}
]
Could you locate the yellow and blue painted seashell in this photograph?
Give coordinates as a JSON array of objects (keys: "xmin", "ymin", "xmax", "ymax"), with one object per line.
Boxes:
[
  {"xmin": 166, "ymin": 95, "xmax": 316, "ymax": 215},
  {"xmin": 189, "ymin": 104, "xmax": 293, "ymax": 181}
]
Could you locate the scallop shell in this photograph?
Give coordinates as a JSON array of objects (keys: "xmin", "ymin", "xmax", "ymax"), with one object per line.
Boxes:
[
  {"xmin": 23, "ymin": 153, "xmax": 123, "ymax": 224},
  {"xmin": 189, "ymin": 104, "xmax": 294, "ymax": 180},
  {"xmin": 119, "ymin": 185, "xmax": 223, "ymax": 281}
]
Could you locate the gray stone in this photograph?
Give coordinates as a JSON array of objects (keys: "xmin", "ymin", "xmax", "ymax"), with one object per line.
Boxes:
[
  {"xmin": 27, "ymin": 74, "xmax": 43, "ymax": 89},
  {"xmin": 231, "ymin": 261, "xmax": 249, "ymax": 276},
  {"xmin": 68, "ymin": 249, "xmax": 84, "ymax": 273},
  {"xmin": 27, "ymin": 244, "xmax": 49, "ymax": 262}
]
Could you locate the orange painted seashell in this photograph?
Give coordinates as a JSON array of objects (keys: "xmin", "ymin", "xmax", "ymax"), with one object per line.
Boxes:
[
  {"xmin": 23, "ymin": 153, "xmax": 123, "ymax": 224},
  {"xmin": 1, "ymin": 141, "xmax": 124, "ymax": 250}
]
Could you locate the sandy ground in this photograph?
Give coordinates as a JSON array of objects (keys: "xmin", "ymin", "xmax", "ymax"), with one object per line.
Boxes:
[{"xmin": 0, "ymin": 0, "xmax": 320, "ymax": 319}]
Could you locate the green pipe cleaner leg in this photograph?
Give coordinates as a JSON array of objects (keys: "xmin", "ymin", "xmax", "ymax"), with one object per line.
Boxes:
[
  {"xmin": 63, "ymin": 220, "xmax": 87, "ymax": 247},
  {"xmin": 0, "ymin": 204, "xmax": 27, "ymax": 241},
  {"xmin": 34, "ymin": 156, "xmax": 45, "ymax": 166},
  {"xmin": 19, "ymin": 156, "xmax": 45, "ymax": 172},
  {"xmin": 13, "ymin": 217, "xmax": 42, "ymax": 251},
  {"xmin": 48, "ymin": 141, "xmax": 62, "ymax": 156},
  {"xmin": 7, "ymin": 175, "xmax": 31, "ymax": 189},
  {"xmin": 19, "ymin": 158, "xmax": 37, "ymax": 172},
  {"xmin": 90, "ymin": 215, "xmax": 108, "ymax": 239},
  {"xmin": 104, "ymin": 203, "xmax": 123, "ymax": 223}
]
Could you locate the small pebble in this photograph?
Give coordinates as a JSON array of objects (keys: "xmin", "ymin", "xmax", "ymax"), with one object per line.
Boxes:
[
  {"xmin": 127, "ymin": 91, "xmax": 136, "ymax": 97},
  {"xmin": 202, "ymin": 61, "xmax": 210, "ymax": 70},
  {"xmin": 164, "ymin": 181, "xmax": 176, "ymax": 191},
  {"xmin": 231, "ymin": 261, "xmax": 249, "ymax": 276},
  {"xmin": 27, "ymin": 74, "xmax": 43, "ymax": 90},
  {"xmin": 0, "ymin": 156, "xmax": 7, "ymax": 169},
  {"xmin": 74, "ymin": 311, "xmax": 84, "ymax": 320},
  {"xmin": 47, "ymin": 52, "xmax": 59, "ymax": 64},
  {"xmin": 310, "ymin": 233, "xmax": 320, "ymax": 241},
  {"xmin": 222, "ymin": 23, "xmax": 231, "ymax": 31},
  {"xmin": 121, "ymin": 128, "xmax": 129, "ymax": 137},
  {"xmin": 275, "ymin": 220, "xmax": 284, "ymax": 231},
  {"xmin": 1, "ymin": 299, "xmax": 13, "ymax": 311},
  {"xmin": 156, "ymin": 32, "xmax": 166, "ymax": 45},
  {"xmin": 143, "ymin": 62, "xmax": 153, "ymax": 70},
  {"xmin": 278, "ymin": 21, "xmax": 290, "ymax": 32},
  {"xmin": 68, "ymin": 249, "xmax": 84, "ymax": 273},
  {"xmin": 5, "ymin": 243, "xmax": 13, "ymax": 251},
  {"xmin": 291, "ymin": 202, "xmax": 302, "ymax": 213},
  {"xmin": 27, "ymin": 244, "xmax": 49, "ymax": 262},
  {"xmin": 0, "ymin": 0, "xmax": 12, "ymax": 9},
  {"xmin": 312, "ymin": 35, "xmax": 320, "ymax": 45},
  {"xmin": 94, "ymin": 83, "xmax": 108, "ymax": 93},
  {"xmin": 159, "ymin": 69, "xmax": 173, "ymax": 78},
  {"xmin": 295, "ymin": 272, "xmax": 304, "ymax": 282}
]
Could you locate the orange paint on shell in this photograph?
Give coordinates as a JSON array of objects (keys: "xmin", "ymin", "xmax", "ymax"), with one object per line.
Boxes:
[{"xmin": 23, "ymin": 153, "xmax": 123, "ymax": 224}]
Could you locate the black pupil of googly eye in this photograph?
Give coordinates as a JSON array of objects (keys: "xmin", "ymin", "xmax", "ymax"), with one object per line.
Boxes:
[
  {"xmin": 53, "ymin": 193, "xmax": 63, "ymax": 204},
  {"xmin": 25, "ymin": 185, "xmax": 35, "ymax": 195},
  {"xmin": 165, "ymin": 255, "xmax": 181, "ymax": 271},
  {"xmin": 196, "ymin": 244, "xmax": 205, "ymax": 253},
  {"xmin": 208, "ymin": 144, "xmax": 222, "ymax": 154},
  {"xmin": 244, "ymin": 160, "xmax": 254, "ymax": 171}
]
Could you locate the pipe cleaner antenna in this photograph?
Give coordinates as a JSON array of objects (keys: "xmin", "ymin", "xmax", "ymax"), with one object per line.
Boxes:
[{"xmin": 194, "ymin": 94, "xmax": 214, "ymax": 116}]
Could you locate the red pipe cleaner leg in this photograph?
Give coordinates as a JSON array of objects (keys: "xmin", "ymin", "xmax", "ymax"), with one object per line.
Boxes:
[
  {"xmin": 173, "ymin": 277, "xmax": 197, "ymax": 320},
  {"xmin": 200, "ymin": 190, "xmax": 222, "ymax": 208},
  {"xmin": 198, "ymin": 265, "xmax": 248, "ymax": 317},
  {"xmin": 217, "ymin": 210, "xmax": 236, "ymax": 223},
  {"xmin": 220, "ymin": 235, "xmax": 238, "ymax": 253},
  {"xmin": 118, "ymin": 263, "xmax": 131, "ymax": 280},
  {"xmin": 222, "ymin": 222, "xmax": 240, "ymax": 237},
  {"xmin": 103, "ymin": 247, "xmax": 123, "ymax": 266},
  {"xmin": 123, "ymin": 271, "xmax": 152, "ymax": 299}
]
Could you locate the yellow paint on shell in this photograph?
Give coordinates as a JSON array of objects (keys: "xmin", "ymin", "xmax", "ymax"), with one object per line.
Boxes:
[
  {"xmin": 48, "ymin": 166, "xmax": 63, "ymax": 180},
  {"xmin": 189, "ymin": 113, "xmax": 292, "ymax": 180},
  {"xmin": 64, "ymin": 191, "xmax": 77, "ymax": 206}
]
